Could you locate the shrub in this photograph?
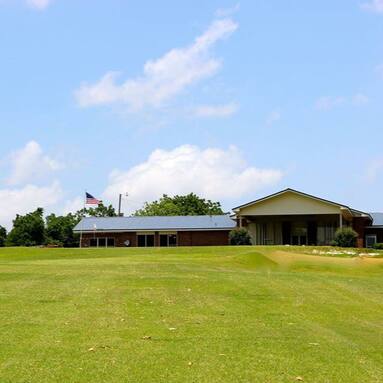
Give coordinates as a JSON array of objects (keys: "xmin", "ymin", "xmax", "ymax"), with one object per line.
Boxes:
[
  {"xmin": 45, "ymin": 238, "xmax": 64, "ymax": 247},
  {"xmin": 332, "ymin": 227, "xmax": 358, "ymax": 248},
  {"xmin": 229, "ymin": 228, "xmax": 252, "ymax": 245},
  {"xmin": 373, "ymin": 243, "xmax": 383, "ymax": 250}
]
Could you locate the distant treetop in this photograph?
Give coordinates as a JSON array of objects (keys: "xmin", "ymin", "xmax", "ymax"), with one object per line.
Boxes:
[{"xmin": 134, "ymin": 193, "xmax": 224, "ymax": 216}]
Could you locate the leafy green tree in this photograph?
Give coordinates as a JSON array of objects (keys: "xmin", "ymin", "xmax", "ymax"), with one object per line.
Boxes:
[
  {"xmin": 45, "ymin": 213, "xmax": 80, "ymax": 247},
  {"xmin": 75, "ymin": 203, "xmax": 117, "ymax": 219},
  {"xmin": 0, "ymin": 225, "xmax": 7, "ymax": 247},
  {"xmin": 6, "ymin": 208, "xmax": 45, "ymax": 246},
  {"xmin": 134, "ymin": 193, "xmax": 224, "ymax": 216}
]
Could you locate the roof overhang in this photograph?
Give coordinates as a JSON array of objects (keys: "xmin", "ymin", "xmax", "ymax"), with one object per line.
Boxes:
[{"xmin": 74, "ymin": 227, "xmax": 234, "ymax": 233}]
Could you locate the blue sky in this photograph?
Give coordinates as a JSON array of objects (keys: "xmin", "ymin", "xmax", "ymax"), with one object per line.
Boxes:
[{"xmin": 0, "ymin": 0, "xmax": 382, "ymax": 227}]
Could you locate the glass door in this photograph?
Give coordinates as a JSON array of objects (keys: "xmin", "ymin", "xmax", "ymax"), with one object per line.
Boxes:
[
  {"xmin": 137, "ymin": 234, "xmax": 155, "ymax": 247},
  {"xmin": 291, "ymin": 223, "xmax": 308, "ymax": 245}
]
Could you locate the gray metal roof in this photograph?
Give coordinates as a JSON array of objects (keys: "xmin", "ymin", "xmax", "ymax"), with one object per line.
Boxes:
[
  {"xmin": 74, "ymin": 215, "xmax": 236, "ymax": 232},
  {"xmin": 371, "ymin": 212, "xmax": 383, "ymax": 226}
]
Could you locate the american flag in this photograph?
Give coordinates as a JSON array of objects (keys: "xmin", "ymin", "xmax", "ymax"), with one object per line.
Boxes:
[{"xmin": 86, "ymin": 192, "xmax": 101, "ymax": 205}]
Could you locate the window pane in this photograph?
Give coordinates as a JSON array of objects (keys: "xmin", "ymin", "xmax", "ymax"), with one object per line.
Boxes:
[
  {"xmin": 160, "ymin": 235, "xmax": 168, "ymax": 247},
  {"xmin": 90, "ymin": 238, "xmax": 97, "ymax": 247},
  {"xmin": 366, "ymin": 236, "xmax": 377, "ymax": 248},
  {"xmin": 168, "ymin": 234, "xmax": 177, "ymax": 247},
  {"xmin": 98, "ymin": 238, "xmax": 106, "ymax": 247},
  {"xmin": 146, "ymin": 235, "xmax": 155, "ymax": 247},
  {"xmin": 107, "ymin": 238, "xmax": 115, "ymax": 247},
  {"xmin": 137, "ymin": 235, "xmax": 146, "ymax": 247}
]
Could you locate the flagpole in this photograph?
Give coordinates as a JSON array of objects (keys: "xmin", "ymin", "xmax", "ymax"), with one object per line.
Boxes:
[{"xmin": 80, "ymin": 190, "xmax": 86, "ymax": 248}]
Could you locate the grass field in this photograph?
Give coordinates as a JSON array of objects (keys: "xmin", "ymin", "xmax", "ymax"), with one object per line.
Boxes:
[{"xmin": 0, "ymin": 246, "xmax": 383, "ymax": 383}]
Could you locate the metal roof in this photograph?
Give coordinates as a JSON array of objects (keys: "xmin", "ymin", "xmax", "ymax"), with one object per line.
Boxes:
[
  {"xmin": 74, "ymin": 215, "xmax": 236, "ymax": 232},
  {"xmin": 371, "ymin": 212, "xmax": 383, "ymax": 227}
]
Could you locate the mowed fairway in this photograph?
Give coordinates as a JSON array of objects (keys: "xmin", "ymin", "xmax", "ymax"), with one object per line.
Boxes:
[{"xmin": 0, "ymin": 247, "xmax": 383, "ymax": 383}]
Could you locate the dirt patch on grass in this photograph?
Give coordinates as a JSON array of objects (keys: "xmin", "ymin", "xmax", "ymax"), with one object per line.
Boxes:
[{"xmin": 264, "ymin": 250, "xmax": 383, "ymax": 268}]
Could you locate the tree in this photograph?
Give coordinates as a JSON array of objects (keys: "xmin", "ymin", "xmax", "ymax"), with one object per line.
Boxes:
[
  {"xmin": 134, "ymin": 193, "xmax": 224, "ymax": 216},
  {"xmin": 0, "ymin": 226, "xmax": 6, "ymax": 247},
  {"xmin": 229, "ymin": 228, "xmax": 252, "ymax": 245},
  {"xmin": 6, "ymin": 208, "xmax": 45, "ymax": 246},
  {"xmin": 45, "ymin": 213, "xmax": 80, "ymax": 247},
  {"xmin": 332, "ymin": 227, "xmax": 358, "ymax": 248},
  {"xmin": 75, "ymin": 203, "xmax": 117, "ymax": 219}
]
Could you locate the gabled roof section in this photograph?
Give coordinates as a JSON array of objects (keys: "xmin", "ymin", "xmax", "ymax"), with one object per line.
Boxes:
[
  {"xmin": 74, "ymin": 215, "xmax": 236, "ymax": 232},
  {"xmin": 233, "ymin": 188, "xmax": 372, "ymax": 219}
]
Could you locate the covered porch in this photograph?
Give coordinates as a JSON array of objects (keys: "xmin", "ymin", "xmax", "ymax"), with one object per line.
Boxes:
[{"xmin": 240, "ymin": 214, "xmax": 345, "ymax": 246}]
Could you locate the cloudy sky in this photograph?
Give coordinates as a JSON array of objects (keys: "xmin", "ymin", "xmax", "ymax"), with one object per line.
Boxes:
[{"xmin": 0, "ymin": 0, "xmax": 382, "ymax": 228}]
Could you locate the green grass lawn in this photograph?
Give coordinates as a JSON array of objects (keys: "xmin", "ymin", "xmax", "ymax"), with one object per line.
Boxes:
[{"xmin": 0, "ymin": 246, "xmax": 383, "ymax": 383}]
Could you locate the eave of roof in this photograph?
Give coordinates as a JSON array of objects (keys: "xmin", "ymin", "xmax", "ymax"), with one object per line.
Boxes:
[{"xmin": 74, "ymin": 228, "xmax": 234, "ymax": 233}]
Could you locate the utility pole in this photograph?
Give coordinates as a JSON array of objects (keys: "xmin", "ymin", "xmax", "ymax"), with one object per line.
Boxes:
[{"xmin": 118, "ymin": 194, "xmax": 122, "ymax": 216}]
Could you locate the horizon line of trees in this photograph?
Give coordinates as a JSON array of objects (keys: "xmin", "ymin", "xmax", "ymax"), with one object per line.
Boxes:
[
  {"xmin": 0, "ymin": 203, "xmax": 118, "ymax": 248},
  {"xmin": 0, "ymin": 193, "xmax": 225, "ymax": 247}
]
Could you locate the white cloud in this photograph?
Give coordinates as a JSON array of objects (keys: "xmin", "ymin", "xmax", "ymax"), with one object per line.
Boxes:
[
  {"xmin": 215, "ymin": 3, "xmax": 240, "ymax": 17},
  {"xmin": 315, "ymin": 96, "xmax": 345, "ymax": 111},
  {"xmin": 366, "ymin": 157, "xmax": 383, "ymax": 182},
  {"xmin": 361, "ymin": 0, "xmax": 383, "ymax": 13},
  {"xmin": 62, "ymin": 196, "xmax": 84, "ymax": 215},
  {"xmin": 75, "ymin": 17, "xmax": 238, "ymax": 111},
  {"xmin": 192, "ymin": 103, "xmax": 238, "ymax": 118},
  {"xmin": 7, "ymin": 140, "xmax": 62, "ymax": 185},
  {"xmin": 266, "ymin": 110, "xmax": 281, "ymax": 126},
  {"xmin": 103, "ymin": 145, "xmax": 283, "ymax": 212},
  {"xmin": 0, "ymin": 182, "xmax": 62, "ymax": 230},
  {"xmin": 26, "ymin": 0, "xmax": 51, "ymax": 10}
]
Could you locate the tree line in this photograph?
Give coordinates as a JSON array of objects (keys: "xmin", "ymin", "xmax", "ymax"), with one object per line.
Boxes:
[{"xmin": 0, "ymin": 193, "xmax": 224, "ymax": 247}]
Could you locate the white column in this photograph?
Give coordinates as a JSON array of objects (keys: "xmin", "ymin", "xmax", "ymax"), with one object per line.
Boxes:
[{"xmin": 339, "ymin": 213, "xmax": 343, "ymax": 229}]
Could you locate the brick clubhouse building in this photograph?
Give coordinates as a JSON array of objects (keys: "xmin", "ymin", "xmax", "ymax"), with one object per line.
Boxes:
[
  {"xmin": 74, "ymin": 189, "xmax": 383, "ymax": 248},
  {"xmin": 75, "ymin": 215, "xmax": 236, "ymax": 248}
]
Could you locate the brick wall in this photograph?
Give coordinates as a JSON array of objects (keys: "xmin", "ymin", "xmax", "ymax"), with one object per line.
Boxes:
[
  {"xmin": 81, "ymin": 230, "xmax": 231, "ymax": 247},
  {"xmin": 178, "ymin": 231, "xmax": 230, "ymax": 246},
  {"xmin": 352, "ymin": 217, "xmax": 372, "ymax": 248},
  {"xmin": 81, "ymin": 232, "xmax": 136, "ymax": 247}
]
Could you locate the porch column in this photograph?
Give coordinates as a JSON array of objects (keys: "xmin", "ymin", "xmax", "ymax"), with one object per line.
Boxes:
[
  {"xmin": 339, "ymin": 214, "xmax": 343, "ymax": 229},
  {"xmin": 239, "ymin": 216, "xmax": 242, "ymax": 228}
]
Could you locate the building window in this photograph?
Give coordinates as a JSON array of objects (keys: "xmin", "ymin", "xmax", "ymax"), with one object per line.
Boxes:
[
  {"xmin": 89, "ymin": 237, "xmax": 115, "ymax": 248},
  {"xmin": 160, "ymin": 234, "xmax": 168, "ymax": 247},
  {"xmin": 137, "ymin": 234, "xmax": 155, "ymax": 247},
  {"xmin": 90, "ymin": 238, "xmax": 97, "ymax": 247},
  {"xmin": 366, "ymin": 235, "xmax": 377, "ymax": 248},
  {"xmin": 168, "ymin": 234, "xmax": 177, "ymax": 246},
  {"xmin": 98, "ymin": 238, "xmax": 106, "ymax": 247},
  {"xmin": 159, "ymin": 233, "xmax": 177, "ymax": 247},
  {"xmin": 107, "ymin": 238, "xmax": 115, "ymax": 247}
]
